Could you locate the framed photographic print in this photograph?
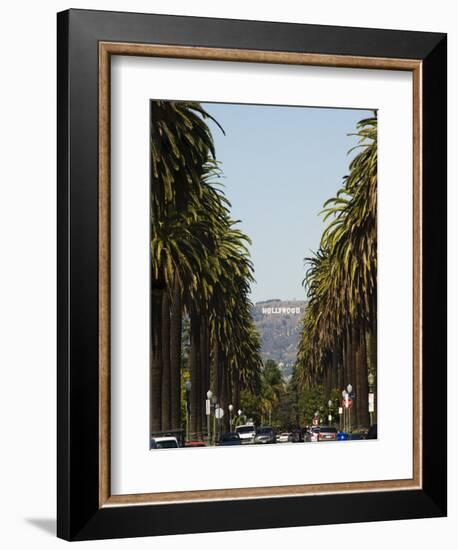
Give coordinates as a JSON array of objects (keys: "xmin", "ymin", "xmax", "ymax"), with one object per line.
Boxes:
[{"xmin": 57, "ymin": 9, "xmax": 447, "ymax": 541}]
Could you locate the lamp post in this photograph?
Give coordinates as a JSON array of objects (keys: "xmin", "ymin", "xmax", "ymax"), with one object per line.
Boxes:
[
  {"xmin": 368, "ymin": 372, "xmax": 375, "ymax": 426},
  {"xmin": 342, "ymin": 390, "xmax": 348, "ymax": 433},
  {"xmin": 185, "ymin": 380, "xmax": 192, "ymax": 442},
  {"xmin": 347, "ymin": 384, "xmax": 353, "ymax": 434},
  {"xmin": 211, "ymin": 395, "xmax": 217, "ymax": 445},
  {"xmin": 235, "ymin": 408, "xmax": 242, "ymax": 428},
  {"xmin": 228, "ymin": 403, "xmax": 234, "ymax": 432},
  {"xmin": 206, "ymin": 390, "xmax": 213, "ymax": 445}
]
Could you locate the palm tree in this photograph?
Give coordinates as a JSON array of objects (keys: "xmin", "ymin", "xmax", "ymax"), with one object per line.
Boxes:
[
  {"xmin": 150, "ymin": 100, "xmax": 223, "ymax": 432},
  {"xmin": 150, "ymin": 99, "xmax": 264, "ymax": 440},
  {"xmin": 296, "ymin": 115, "xmax": 377, "ymax": 430}
]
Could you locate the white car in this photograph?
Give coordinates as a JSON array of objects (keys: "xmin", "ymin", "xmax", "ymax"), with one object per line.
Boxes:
[
  {"xmin": 276, "ymin": 432, "xmax": 293, "ymax": 443},
  {"xmin": 235, "ymin": 424, "xmax": 256, "ymax": 444},
  {"xmin": 150, "ymin": 436, "xmax": 179, "ymax": 449}
]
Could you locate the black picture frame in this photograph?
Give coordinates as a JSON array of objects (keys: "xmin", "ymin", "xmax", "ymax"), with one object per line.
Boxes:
[{"xmin": 57, "ymin": 8, "xmax": 447, "ymax": 541}]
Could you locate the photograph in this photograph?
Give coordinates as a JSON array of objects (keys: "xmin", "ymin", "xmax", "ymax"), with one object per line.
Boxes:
[
  {"xmin": 149, "ymin": 100, "xmax": 378, "ymax": 449},
  {"xmin": 52, "ymin": 6, "xmax": 446, "ymax": 542}
]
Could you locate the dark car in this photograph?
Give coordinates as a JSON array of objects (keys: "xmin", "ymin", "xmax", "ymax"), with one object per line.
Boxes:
[
  {"xmin": 254, "ymin": 427, "xmax": 276, "ymax": 444},
  {"xmin": 366, "ymin": 424, "xmax": 378, "ymax": 439},
  {"xmin": 336, "ymin": 432, "xmax": 365, "ymax": 441},
  {"xmin": 349, "ymin": 433, "xmax": 364, "ymax": 440},
  {"xmin": 291, "ymin": 429, "xmax": 305, "ymax": 442},
  {"xmin": 150, "ymin": 436, "xmax": 180, "ymax": 449},
  {"xmin": 218, "ymin": 432, "xmax": 242, "ymax": 446}
]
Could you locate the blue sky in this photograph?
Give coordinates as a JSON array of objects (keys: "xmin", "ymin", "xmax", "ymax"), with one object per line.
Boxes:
[{"xmin": 202, "ymin": 103, "xmax": 374, "ymax": 303}]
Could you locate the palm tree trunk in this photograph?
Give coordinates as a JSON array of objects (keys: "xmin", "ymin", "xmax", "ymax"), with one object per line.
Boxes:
[
  {"xmin": 350, "ymin": 325, "xmax": 357, "ymax": 390},
  {"xmin": 355, "ymin": 331, "xmax": 363, "ymax": 428},
  {"xmin": 200, "ymin": 323, "xmax": 206, "ymax": 396},
  {"xmin": 189, "ymin": 311, "xmax": 200, "ymax": 439},
  {"xmin": 370, "ymin": 296, "xmax": 378, "ymax": 423},
  {"xmin": 150, "ymin": 287, "xmax": 163, "ymax": 433},
  {"xmin": 324, "ymin": 364, "xmax": 331, "ymax": 401},
  {"xmin": 169, "ymin": 276, "xmax": 182, "ymax": 431},
  {"xmin": 233, "ymin": 374, "xmax": 240, "ymax": 412},
  {"xmin": 331, "ymin": 349, "xmax": 338, "ymax": 390},
  {"xmin": 227, "ymin": 367, "xmax": 233, "ymax": 407},
  {"xmin": 224, "ymin": 366, "xmax": 232, "ymax": 432},
  {"xmin": 220, "ymin": 357, "xmax": 227, "ymax": 431},
  {"xmin": 161, "ymin": 291, "xmax": 171, "ymax": 430},
  {"xmin": 358, "ymin": 333, "xmax": 370, "ymax": 429},
  {"xmin": 344, "ymin": 327, "xmax": 352, "ymax": 389},
  {"xmin": 212, "ymin": 339, "xmax": 221, "ymax": 398},
  {"xmin": 196, "ymin": 339, "xmax": 202, "ymax": 437},
  {"xmin": 337, "ymin": 341, "xmax": 344, "ymax": 390},
  {"xmin": 200, "ymin": 318, "xmax": 210, "ymax": 437},
  {"xmin": 365, "ymin": 328, "xmax": 377, "ymax": 423}
]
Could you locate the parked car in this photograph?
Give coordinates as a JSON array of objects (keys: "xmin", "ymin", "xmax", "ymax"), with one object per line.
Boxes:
[
  {"xmin": 218, "ymin": 432, "xmax": 242, "ymax": 446},
  {"xmin": 185, "ymin": 440, "xmax": 206, "ymax": 448},
  {"xmin": 150, "ymin": 436, "xmax": 179, "ymax": 449},
  {"xmin": 235, "ymin": 424, "xmax": 256, "ymax": 444},
  {"xmin": 337, "ymin": 432, "xmax": 365, "ymax": 441},
  {"xmin": 276, "ymin": 432, "xmax": 293, "ymax": 443},
  {"xmin": 254, "ymin": 427, "xmax": 276, "ymax": 444},
  {"xmin": 349, "ymin": 433, "xmax": 364, "ymax": 440},
  {"xmin": 291, "ymin": 429, "xmax": 305, "ymax": 443},
  {"xmin": 366, "ymin": 424, "xmax": 378, "ymax": 439},
  {"xmin": 305, "ymin": 427, "xmax": 320, "ymax": 442},
  {"xmin": 317, "ymin": 426, "xmax": 337, "ymax": 441}
]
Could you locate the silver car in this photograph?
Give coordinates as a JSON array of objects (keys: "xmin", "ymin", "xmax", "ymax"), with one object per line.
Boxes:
[{"xmin": 254, "ymin": 427, "xmax": 276, "ymax": 444}]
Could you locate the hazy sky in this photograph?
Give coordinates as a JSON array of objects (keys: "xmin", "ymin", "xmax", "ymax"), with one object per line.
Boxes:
[{"xmin": 202, "ymin": 102, "xmax": 373, "ymax": 303}]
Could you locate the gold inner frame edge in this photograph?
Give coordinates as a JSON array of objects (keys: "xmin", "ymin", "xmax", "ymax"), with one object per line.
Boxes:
[{"xmin": 98, "ymin": 42, "xmax": 422, "ymax": 507}]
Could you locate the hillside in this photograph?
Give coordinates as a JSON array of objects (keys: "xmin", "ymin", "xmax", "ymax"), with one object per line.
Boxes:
[{"xmin": 251, "ymin": 299, "xmax": 306, "ymax": 378}]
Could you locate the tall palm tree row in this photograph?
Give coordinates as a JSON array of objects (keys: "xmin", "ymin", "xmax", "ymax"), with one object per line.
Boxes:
[
  {"xmin": 296, "ymin": 115, "xmax": 377, "ymax": 430},
  {"xmin": 150, "ymin": 100, "xmax": 262, "ymax": 437}
]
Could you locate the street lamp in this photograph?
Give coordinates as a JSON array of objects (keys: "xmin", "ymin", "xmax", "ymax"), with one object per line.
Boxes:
[
  {"xmin": 228, "ymin": 404, "xmax": 234, "ymax": 432},
  {"xmin": 342, "ymin": 390, "xmax": 348, "ymax": 433},
  {"xmin": 368, "ymin": 372, "xmax": 375, "ymax": 426},
  {"xmin": 206, "ymin": 390, "xmax": 213, "ymax": 445},
  {"xmin": 234, "ymin": 409, "xmax": 243, "ymax": 429},
  {"xmin": 185, "ymin": 380, "xmax": 192, "ymax": 442},
  {"xmin": 211, "ymin": 395, "xmax": 217, "ymax": 445},
  {"xmin": 346, "ymin": 384, "xmax": 353, "ymax": 434},
  {"xmin": 368, "ymin": 373, "xmax": 375, "ymax": 392}
]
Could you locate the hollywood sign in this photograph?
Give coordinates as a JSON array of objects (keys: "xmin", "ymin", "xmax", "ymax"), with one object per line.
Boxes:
[{"xmin": 262, "ymin": 307, "xmax": 301, "ymax": 315}]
